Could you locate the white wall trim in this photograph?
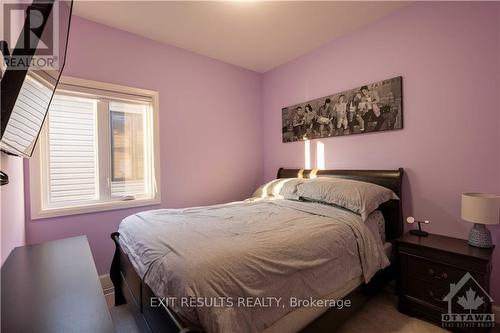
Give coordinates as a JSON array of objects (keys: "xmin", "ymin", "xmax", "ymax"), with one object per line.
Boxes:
[
  {"xmin": 31, "ymin": 197, "xmax": 161, "ymax": 219},
  {"xmin": 59, "ymin": 75, "xmax": 158, "ymax": 101},
  {"xmin": 100, "ymin": 274, "xmax": 114, "ymax": 294},
  {"xmin": 100, "ymin": 274, "xmax": 115, "ymax": 308}
]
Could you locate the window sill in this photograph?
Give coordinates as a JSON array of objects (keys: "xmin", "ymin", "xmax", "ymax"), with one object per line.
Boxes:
[{"xmin": 31, "ymin": 197, "xmax": 161, "ymax": 220}]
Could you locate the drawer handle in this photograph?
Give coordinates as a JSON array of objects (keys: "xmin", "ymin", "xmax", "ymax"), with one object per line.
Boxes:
[
  {"xmin": 428, "ymin": 268, "xmax": 448, "ymax": 280},
  {"xmin": 429, "ymin": 290, "xmax": 444, "ymax": 302}
]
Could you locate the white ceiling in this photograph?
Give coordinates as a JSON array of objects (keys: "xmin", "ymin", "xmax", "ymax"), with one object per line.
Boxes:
[{"xmin": 73, "ymin": 1, "xmax": 408, "ymax": 73}]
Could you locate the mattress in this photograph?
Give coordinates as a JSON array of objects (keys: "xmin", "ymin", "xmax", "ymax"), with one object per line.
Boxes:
[
  {"xmin": 263, "ymin": 275, "xmax": 363, "ymax": 333},
  {"xmin": 365, "ymin": 210, "xmax": 386, "ymax": 242},
  {"xmin": 263, "ymin": 241, "xmax": 393, "ymax": 333},
  {"xmin": 118, "ymin": 198, "xmax": 390, "ymax": 333}
]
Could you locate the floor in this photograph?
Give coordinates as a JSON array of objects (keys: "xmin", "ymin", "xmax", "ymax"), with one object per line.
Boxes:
[
  {"xmin": 107, "ymin": 289, "xmax": 460, "ymax": 333},
  {"xmin": 336, "ymin": 291, "xmax": 446, "ymax": 333},
  {"xmin": 108, "ymin": 299, "xmax": 150, "ymax": 333}
]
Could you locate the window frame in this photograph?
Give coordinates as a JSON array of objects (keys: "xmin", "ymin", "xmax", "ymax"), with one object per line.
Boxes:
[{"xmin": 30, "ymin": 76, "xmax": 161, "ymax": 219}]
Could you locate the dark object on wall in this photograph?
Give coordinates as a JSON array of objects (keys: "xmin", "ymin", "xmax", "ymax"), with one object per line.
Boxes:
[
  {"xmin": 0, "ymin": 0, "xmax": 73, "ymax": 158},
  {"xmin": 0, "ymin": 0, "xmax": 72, "ymax": 186},
  {"xmin": 0, "ymin": 171, "xmax": 9, "ymax": 186},
  {"xmin": 282, "ymin": 76, "xmax": 403, "ymax": 142},
  {"xmin": 110, "ymin": 168, "xmax": 404, "ymax": 333}
]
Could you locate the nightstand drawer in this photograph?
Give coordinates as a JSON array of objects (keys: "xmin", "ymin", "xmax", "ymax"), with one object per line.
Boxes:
[
  {"xmin": 406, "ymin": 254, "xmax": 480, "ymax": 285},
  {"xmin": 406, "ymin": 278, "xmax": 448, "ymax": 310}
]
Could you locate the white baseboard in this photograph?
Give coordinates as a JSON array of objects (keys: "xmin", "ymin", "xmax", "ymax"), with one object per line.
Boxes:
[
  {"xmin": 99, "ymin": 274, "xmax": 114, "ymax": 294},
  {"xmin": 100, "ymin": 274, "xmax": 115, "ymax": 307}
]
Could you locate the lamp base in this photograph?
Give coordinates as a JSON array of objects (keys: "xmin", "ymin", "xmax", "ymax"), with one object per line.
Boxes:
[
  {"xmin": 468, "ymin": 223, "xmax": 493, "ymax": 248},
  {"xmin": 410, "ymin": 229, "xmax": 429, "ymax": 237}
]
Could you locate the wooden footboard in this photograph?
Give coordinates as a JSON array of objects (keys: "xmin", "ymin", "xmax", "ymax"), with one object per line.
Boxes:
[
  {"xmin": 110, "ymin": 232, "xmax": 127, "ymax": 306},
  {"xmin": 110, "ymin": 232, "xmax": 200, "ymax": 333}
]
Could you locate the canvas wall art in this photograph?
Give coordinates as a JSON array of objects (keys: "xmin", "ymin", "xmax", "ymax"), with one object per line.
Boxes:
[{"xmin": 282, "ymin": 76, "xmax": 403, "ymax": 142}]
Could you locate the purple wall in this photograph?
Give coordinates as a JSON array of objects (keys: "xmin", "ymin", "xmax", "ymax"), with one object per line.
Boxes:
[
  {"xmin": 1, "ymin": 155, "xmax": 25, "ymax": 264},
  {"xmin": 24, "ymin": 16, "xmax": 263, "ymax": 274},
  {"xmin": 261, "ymin": 2, "xmax": 500, "ymax": 300},
  {"xmin": 1, "ymin": 1, "xmax": 26, "ymax": 264}
]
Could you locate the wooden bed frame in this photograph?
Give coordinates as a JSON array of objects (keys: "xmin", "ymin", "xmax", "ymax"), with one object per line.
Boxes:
[{"xmin": 110, "ymin": 168, "xmax": 404, "ymax": 333}]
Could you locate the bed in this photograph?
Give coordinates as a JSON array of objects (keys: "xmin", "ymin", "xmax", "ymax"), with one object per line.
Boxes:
[{"xmin": 110, "ymin": 168, "xmax": 404, "ymax": 333}]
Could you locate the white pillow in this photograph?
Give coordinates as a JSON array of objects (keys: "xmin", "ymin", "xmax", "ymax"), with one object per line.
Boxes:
[
  {"xmin": 252, "ymin": 178, "xmax": 306, "ymax": 200},
  {"xmin": 296, "ymin": 177, "xmax": 399, "ymax": 221}
]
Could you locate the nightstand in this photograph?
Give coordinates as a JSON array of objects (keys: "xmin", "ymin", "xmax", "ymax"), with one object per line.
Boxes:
[{"xmin": 396, "ymin": 233, "xmax": 494, "ymax": 332}]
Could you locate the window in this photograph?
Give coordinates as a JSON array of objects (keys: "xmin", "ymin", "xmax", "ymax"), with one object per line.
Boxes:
[
  {"xmin": 30, "ymin": 77, "xmax": 160, "ymax": 219},
  {"xmin": 109, "ymin": 102, "xmax": 147, "ymax": 197}
]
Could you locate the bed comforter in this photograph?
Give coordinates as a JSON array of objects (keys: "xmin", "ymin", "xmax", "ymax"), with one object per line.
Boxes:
[{"xmin": 118, "ymin": 198, "xmax": 389, "ymax": 333}]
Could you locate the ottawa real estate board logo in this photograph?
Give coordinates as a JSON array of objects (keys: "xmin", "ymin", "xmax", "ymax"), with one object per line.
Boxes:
[
  {"xmin": 442, "ymin": 272, "xmax": 495, "ymax": 329},
  {"xmin": 1, "ymin": 0, "xmax": 60, "ymax": 71}
]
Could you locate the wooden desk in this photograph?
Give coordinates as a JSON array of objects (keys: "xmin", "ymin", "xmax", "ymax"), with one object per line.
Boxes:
[{"xmin": 1, "ymin": 236, "xmax": 114, "ymax": 332}]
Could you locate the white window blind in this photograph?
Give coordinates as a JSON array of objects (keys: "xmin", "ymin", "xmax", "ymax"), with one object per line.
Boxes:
[{"xmin": 46, "ymin": 95, "xmax": 98, "ymax": 206}]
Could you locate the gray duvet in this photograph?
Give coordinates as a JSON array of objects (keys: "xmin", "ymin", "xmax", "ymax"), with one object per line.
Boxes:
[{"xmin": 118, "ymin": 198, "xmax": 389, "ymax": 333}]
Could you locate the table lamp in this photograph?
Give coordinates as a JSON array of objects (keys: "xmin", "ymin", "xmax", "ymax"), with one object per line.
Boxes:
[{"xmin": 461, "ymin": 193, "xmax": 500, "ymax": 248}]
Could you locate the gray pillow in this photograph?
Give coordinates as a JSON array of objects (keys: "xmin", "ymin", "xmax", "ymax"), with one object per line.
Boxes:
[
  {"xmin": 296, "ymin": 177, "xmax": 399, "ymax": 221},
  {"xmin": 252, "ymin": 178, "xmax": 306, "ymax": 200}
]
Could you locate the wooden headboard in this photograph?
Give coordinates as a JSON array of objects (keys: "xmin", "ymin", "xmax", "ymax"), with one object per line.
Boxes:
[{"xmin": 276, "ymin": 168, "xmax": 404, "ymax": 242}]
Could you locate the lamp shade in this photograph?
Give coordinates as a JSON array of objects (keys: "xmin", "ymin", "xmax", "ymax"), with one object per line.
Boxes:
[{"xmin": 461, "ymin": 193, "xmax": 500, "ymax": 225}]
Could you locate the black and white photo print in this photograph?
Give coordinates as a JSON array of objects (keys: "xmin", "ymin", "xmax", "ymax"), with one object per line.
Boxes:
[{"xmin": 282, "ymin": 76, "xmax": 403, "ymax": 142}]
